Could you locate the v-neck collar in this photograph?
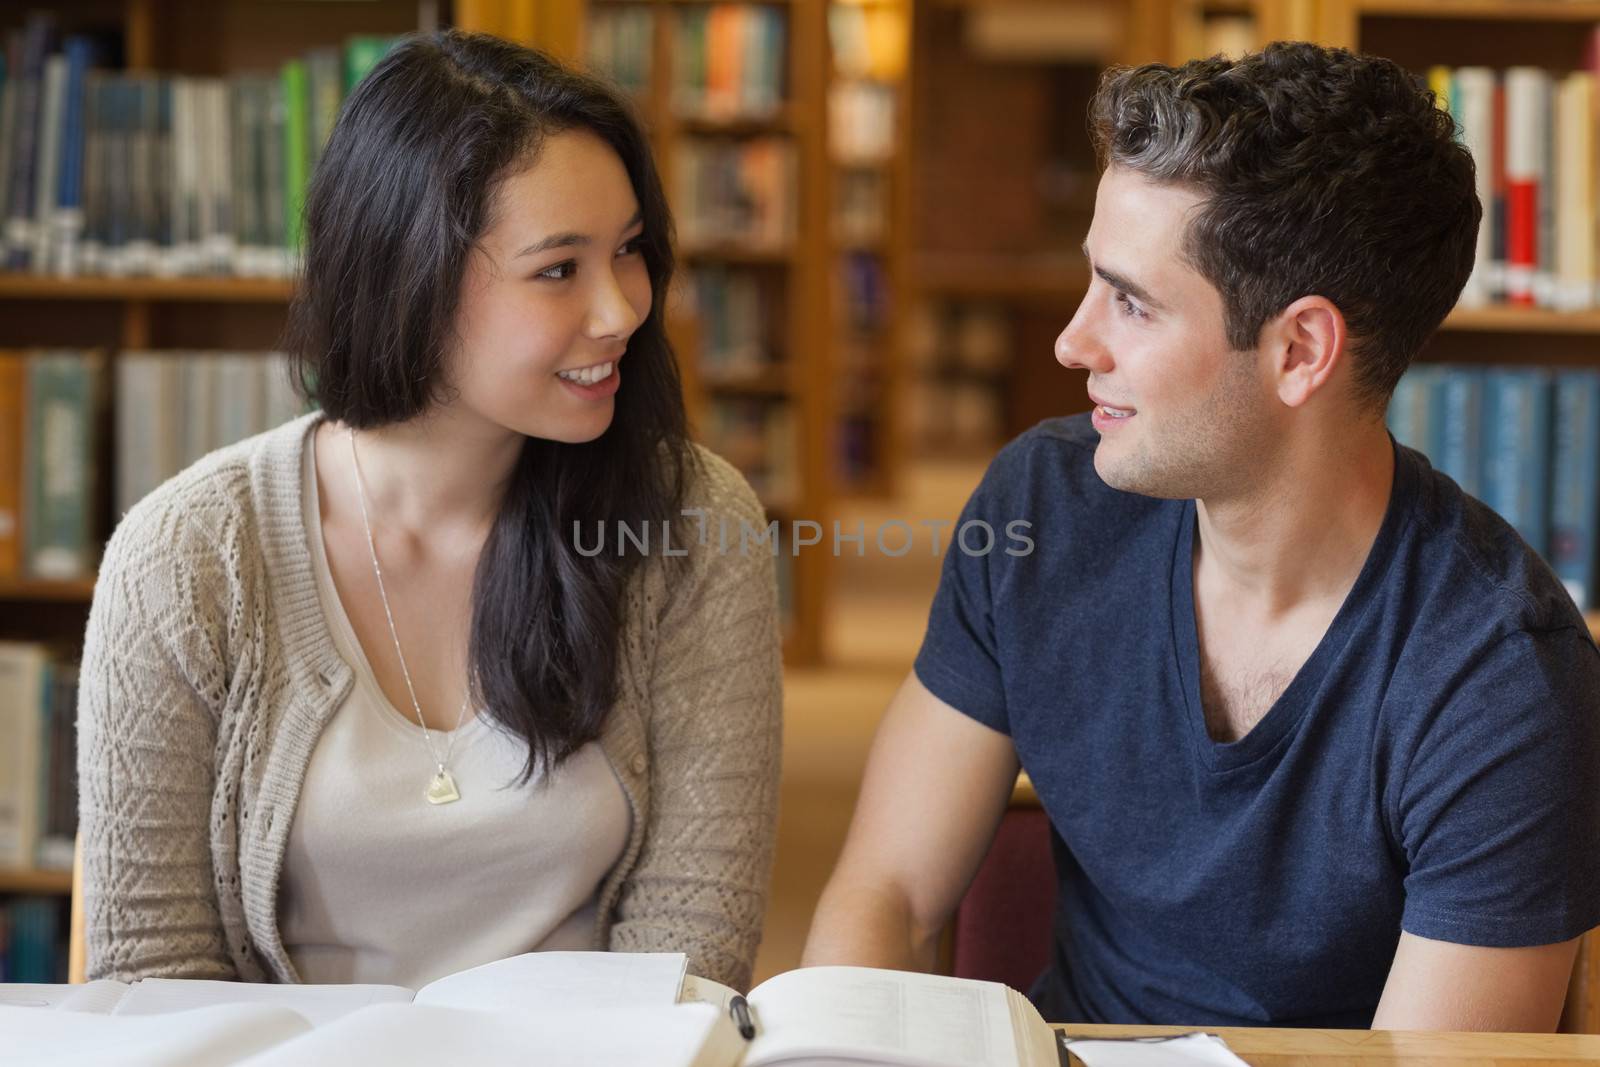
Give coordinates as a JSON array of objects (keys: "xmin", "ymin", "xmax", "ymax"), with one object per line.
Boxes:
[{"xmin": 1168, "ymin": 436, "xmax": 1418, "ymax": 772}]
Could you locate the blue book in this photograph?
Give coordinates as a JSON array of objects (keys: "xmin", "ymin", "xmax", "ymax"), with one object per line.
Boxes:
[
  {"xmin": 1481, "ymin": 368, "xmax": 1554, "ymax": 556},
  {"xmin": 1428, "ymin": 366, "xmax": 1484, "ymax": 498},
  {"xmin": 1550, "ymin": 371, "xmax": 1600, "ymax": 610},
  {"xmin": 1387, "ymin": 364, "xmax": 1438, "ymax": 456}
]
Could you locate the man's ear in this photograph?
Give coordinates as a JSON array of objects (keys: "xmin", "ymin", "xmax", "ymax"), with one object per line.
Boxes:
[{"xmin": 1266, "ymin": 295, "xmax": 1347, "ymax": 409}]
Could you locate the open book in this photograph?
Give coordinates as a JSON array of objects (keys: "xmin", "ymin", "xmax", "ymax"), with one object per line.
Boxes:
[{"xmin": 2, "ymin": 953, "xmax": 1064, "ymax": 1067}]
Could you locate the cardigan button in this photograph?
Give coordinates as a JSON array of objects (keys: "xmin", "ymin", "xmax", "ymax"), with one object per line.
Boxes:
[{"xmin": 630, "ymin": 753, "xmax": 648, "ymax": 776}]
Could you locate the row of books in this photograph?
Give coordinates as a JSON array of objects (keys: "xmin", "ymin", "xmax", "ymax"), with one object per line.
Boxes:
[
  {"xmin": 672, "ymin": 5, "xmax": 787, "ymax": 120},
  {"xmin": 687, "ymin": 266, "xmax": 782, "ymax": 379},
  {"xmin": 0, "ymin": 12, "xmax": 399, "ymax": 278},
  {"xmin": 586, "ymin": 6, "xmax": 654, "ymax": 99},
  {"xmin": 0, "ymin": 896, "xmax": 64, "ymax": 984},
  {"xmin": 1430, "ymin": 64, "xmax": 1596, "ymax": 310},
  {"xmin": 674, "ymin": 137, "xmax": 796, "ymax": 251},
  {"xmin": 0, "ymin": 349, "xmax": 304, "ymax": 582},
  {"xmin": 1388, "ymin": 364, "xmax": 1600, "ymax": 609},
  {"xmin": 0, "ymin": 643, "xmax": 77, "ymax": 873}
]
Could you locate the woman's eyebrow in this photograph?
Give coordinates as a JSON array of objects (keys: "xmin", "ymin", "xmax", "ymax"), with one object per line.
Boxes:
[{"xmin": 514, "ymin": 211, "xmax": 644, "ymax": 259}]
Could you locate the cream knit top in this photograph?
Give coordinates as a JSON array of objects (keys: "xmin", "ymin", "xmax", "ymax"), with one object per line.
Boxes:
[{"xmin": 77, "ymin": 413, "xmax": 782, "ymax": 990}]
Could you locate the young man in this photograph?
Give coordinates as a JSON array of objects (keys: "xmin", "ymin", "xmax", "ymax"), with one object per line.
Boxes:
[{"xmin": 804, "ymin": 42, "xmax": 1600, "ymax": 1030}]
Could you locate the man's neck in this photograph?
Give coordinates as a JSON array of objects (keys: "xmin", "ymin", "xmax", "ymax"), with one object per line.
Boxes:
[{"xmin": 1193, "ymin": 421, "xmax": 1396, "ymax": 621}]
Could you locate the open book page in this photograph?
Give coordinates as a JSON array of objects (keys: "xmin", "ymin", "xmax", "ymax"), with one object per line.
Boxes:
[
  {"xmin": 682, "ymin": 972, "xmax": 741, "ymax": 1010},
  {"xmin": 113, "ymin": 977, "xmax": 413, "ymax": 1027},
  {"xmin": 744, "ymin": 966, "xmax": 1056, "ymax": 1067},
  {"xmin": 5, "ymin": 1000, "xmax": 312, "ymax": 1067},
  {"xmin": 233, "ymin": 1001, "xmax": 747, "ymax": 1067},
  {"xmin": 0, "ymin": 979, "xmax": 129, "ymax": 1012},
  {"xmin": 412, "ymin": 950, "xmax": 688, "ymax": 1014}
]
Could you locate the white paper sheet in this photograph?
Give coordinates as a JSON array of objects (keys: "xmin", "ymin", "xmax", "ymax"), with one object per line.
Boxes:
[{"xmin": 1061, "ymin": 1032, "xmax": 1251, "ymax": 1067}]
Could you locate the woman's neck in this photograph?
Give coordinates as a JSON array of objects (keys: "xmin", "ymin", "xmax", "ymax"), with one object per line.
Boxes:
[{"xmin": 332, "ymin": 406, "xmax": 523, "ymax": 541}]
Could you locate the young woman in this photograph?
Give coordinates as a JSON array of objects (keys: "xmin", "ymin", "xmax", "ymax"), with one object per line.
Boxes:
[{"xmin": 77, "ymin": 30, "xmax": 782, "ymax": 992}]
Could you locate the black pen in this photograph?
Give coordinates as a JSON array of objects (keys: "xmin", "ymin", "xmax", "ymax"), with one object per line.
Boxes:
[{"xmin": 729, "ymin": 993, "xmax": 756, "ymax": 1039}]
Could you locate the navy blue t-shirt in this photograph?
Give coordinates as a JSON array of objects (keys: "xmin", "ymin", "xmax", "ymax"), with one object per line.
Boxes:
[{"xmin": 914, "ymin": 413, "xmax": 1600, "ymax": 1027}]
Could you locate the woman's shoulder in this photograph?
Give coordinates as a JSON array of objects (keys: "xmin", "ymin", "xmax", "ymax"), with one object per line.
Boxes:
[{"xmin": 680, "ymin": 442, "xmax": 769, "ymax": 529}]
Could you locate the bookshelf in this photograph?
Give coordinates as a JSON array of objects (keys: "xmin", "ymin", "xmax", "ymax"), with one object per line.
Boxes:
[
  {"xmin": 584, "ymin": 0, "xmax": 834, "ymax": 664},
  {"xmin": 826, "ymin": 0, "xmax": 911, "ymax": 499}
]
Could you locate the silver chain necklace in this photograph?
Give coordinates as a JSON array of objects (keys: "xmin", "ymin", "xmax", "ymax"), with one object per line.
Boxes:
[{"xmin": 348, "ymin": 428, "xmax": 469, "ymax": 806}]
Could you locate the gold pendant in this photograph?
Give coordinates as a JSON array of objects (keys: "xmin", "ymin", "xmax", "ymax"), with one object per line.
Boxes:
[{"xmin": 425, "ymin": 769, "xmax": 461, "ymax": 805}]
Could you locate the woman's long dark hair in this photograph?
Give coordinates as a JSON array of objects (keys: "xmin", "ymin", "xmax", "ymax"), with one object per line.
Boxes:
[{"xmin": 284, "ymin": 30, "xmax": 694, "ymax": 780}]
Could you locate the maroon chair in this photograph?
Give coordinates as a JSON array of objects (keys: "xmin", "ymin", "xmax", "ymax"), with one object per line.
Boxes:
[{"xmin": 949, "ymin": 775, "xmax": 1057, "ymax": 993}]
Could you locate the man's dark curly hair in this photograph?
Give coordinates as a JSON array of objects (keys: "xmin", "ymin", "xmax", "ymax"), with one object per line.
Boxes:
[{"xmin": 1090, "ymin": 41, "xmax": 1481, "ymax": 410}]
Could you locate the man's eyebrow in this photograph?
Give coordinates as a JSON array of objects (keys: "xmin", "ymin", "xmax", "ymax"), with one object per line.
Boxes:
[
  {"xmin": 514, "ymin": 211, "xmax": 645, "ymax": 259},
  {"xmin": 1081, "ymin": 240, "xmax": 1164, "ymax": 311}
]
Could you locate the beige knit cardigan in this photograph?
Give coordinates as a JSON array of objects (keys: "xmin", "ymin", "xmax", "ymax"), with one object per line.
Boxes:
[{"xmin": 77, "ymin": 413, "xmax": 783, "ymax": 990}]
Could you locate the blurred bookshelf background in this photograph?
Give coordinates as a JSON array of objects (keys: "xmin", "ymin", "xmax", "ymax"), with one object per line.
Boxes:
[{"xmin": 4, "ymin": 1, "xmax": 1600, "ymax": 1010}]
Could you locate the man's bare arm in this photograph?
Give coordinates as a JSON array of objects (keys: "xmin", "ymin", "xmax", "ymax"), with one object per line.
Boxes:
[
  {"xmin": 1371, "ymin": 931, "xmax": 1581, "ymax": 1031},
  {"xmin": 802, "ymin": 670, "xmax": 1020, "ymax": 971}
]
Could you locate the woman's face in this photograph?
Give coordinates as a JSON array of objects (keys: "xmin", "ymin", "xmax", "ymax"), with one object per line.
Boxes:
[{"xmin": 446, "ymin": 129, "xmax": 653, "ymax": 444}]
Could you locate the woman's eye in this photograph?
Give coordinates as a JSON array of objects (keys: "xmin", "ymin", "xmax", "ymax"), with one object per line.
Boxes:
[
  {"xmin": 1115, "ymin": 291, "xmax": 1147, "ymax": 320},
  {"xmin": 618, "ymin": 236, "xmax": 646, "ymax": 257},
  {"xmin": 539, "ymin": 261, "xmax": 577, "ymax": 281}
]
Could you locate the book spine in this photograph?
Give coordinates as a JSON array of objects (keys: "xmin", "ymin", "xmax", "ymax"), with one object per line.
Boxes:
[
  {"xmin": 282, "ymin": 60, "xmax": 308, "ymax": 268},
  {"xmin": 1535, "ymin": 68, "xmax": 1557, "ymax": 308},
  {"xmin": 6, "ymin": 16, "xmax": 54, "ymax": 272},
  {"xmin": 0, "ymin": 36, "xmax": 16, "ymax": 243},
  {"xmin": 1551, "ymin": 371, "xmax": 1600, "ymax": 610},
  {"xmin": 1504, "ymin": 68, "xmax": 1545, "ymax": 307},
  {"xmin": 30, "ymin": 54, "xmax": 64, "ymax": 274},
  {"xmin": 1432, "ymin": 367, "xmax": 1484, "ymax": 498},
  {"xmin": 52, "ymin": 37, "xmax": 91, "ymax": 278},
  {"xmin": 0, "ymin": 352, "xmax": 22, "ymax": 578},
  {"xmin": 0, "ymin": 642, "xmax": 47, "ymax": 869},
  {"xmin": 205, "ymin": 80, "xmax": 234, "ymax": 274},
  {"xmin": 130, "ymin": 75, "xmax": 158, "ymax": 275},
  {"xmin": 22, "ymin": 351, "xmax": 100, "ymax": 579},
  {"xmin": 1453, "ymin": 69, "xmax": 1496, "ymax": 308},
  {"xmin": 1555, "ymin": 72, "xmax": 1596, "ymax": 311},
  {"xmin": 262, "ymin": 76, "xmax": 287, "ymax": 276},
  {"xmin": 229, "ymin": 78, "xmax": 255, "ymax": 276},
  {"xmin": 1481, "ymin": 368, "xmax": 1554, "ymax": 555},
  {"xmin": 1491, "ymin": 75, "xmax": 1508, "ymax": 301}
]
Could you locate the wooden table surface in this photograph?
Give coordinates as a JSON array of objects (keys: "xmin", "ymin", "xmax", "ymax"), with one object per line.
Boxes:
[{"xmin": 1054, "ymin": 1024, "xmax": 1600, "ymax": 1066}]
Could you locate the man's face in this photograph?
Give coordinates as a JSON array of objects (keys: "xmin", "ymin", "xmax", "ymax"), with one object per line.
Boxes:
[{"xmin": 1056, "ymin": 165, "xmax": 1275, "ymax": 501}]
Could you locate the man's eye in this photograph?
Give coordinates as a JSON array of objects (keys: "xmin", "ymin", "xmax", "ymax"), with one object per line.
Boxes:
[{"xmin": 1115, "ymin": 291, "xmax": 1147, "ymax": 320}]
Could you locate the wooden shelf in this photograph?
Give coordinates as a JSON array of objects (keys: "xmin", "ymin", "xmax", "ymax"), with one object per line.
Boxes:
[
  {"xmin": 1353, "ymin": 0, "xmax": 1600, "ymax": 21},
  {"xmin": 0, "ymin": 866, "xmax": 72, "ymax": 895},
  {"xmin": 675, "ymin": 108, "xmax": 797, "ymax": 136},
  {"xmin": 0, "ymin": 578, "xmax": 96, "ymax": 603},
  {"xmin": 680, "ymin": 244, "xmax": 796, "ymax": 266},
  {"xmin": 1588, "ymin": 613, "xmax": 1600, "ymax": 643},
  {"xmin": 1441, "ymin": 306, "xmax": 1600, "ymax": 334},
  {"xmin": 0, "ymin": 275, "xmax": 295, "ymax": 302},
  {"xmin": 702, "ymin": 368, "xmax": 793, "ymax": 395}
]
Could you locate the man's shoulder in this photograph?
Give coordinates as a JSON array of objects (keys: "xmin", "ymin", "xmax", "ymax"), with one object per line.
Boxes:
[{"xmin": 1401, "ymin": 445, "xmax": 1591, "ymax": 642}]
